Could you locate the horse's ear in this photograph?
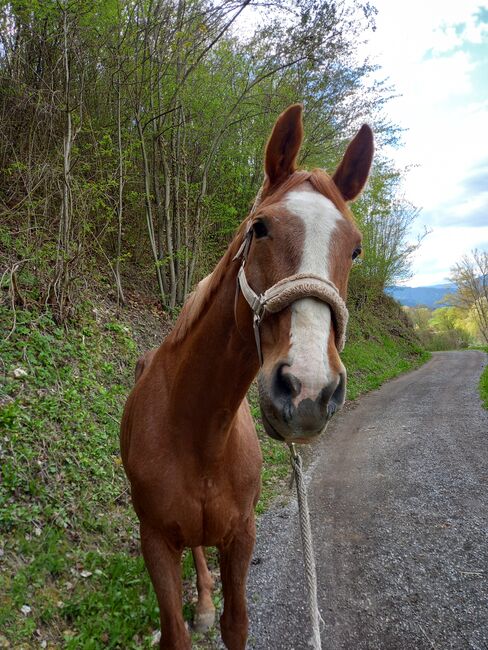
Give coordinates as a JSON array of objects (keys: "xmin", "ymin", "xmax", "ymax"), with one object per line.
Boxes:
[
  {"xmin": 264, "ymin": 104, "xmax": 303, "ymax": 187},
  {"xmin": 332, "ymin": 124, "xmax": 374, "ymax": 201}
]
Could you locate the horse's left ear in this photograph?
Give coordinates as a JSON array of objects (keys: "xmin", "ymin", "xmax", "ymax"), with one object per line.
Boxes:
[
  {"xmin": 332, "ymin": 124, "xmax": 374, "ymax": 201},
  {"xmin": 264, "ymin": 104, "xmax": 304, "ymax": 187}
]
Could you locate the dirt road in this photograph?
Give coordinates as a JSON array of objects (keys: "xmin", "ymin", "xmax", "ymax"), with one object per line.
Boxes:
[{"xmin": 247, "ymin": 351, "xmax": 488, "ymax": 649}]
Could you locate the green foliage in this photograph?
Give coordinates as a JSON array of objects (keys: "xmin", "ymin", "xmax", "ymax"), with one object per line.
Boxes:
[
  {"xmin": 404, "ymin": 304, "xmax": 477, "ymax": 351},
  {"xmin": 0, "ymin": 304, "xmax": 221, "ymax": 648},
  {"xmin": 0, "ymin": 525, "xmax": 161, "ymax": 648},
  {"xmin": 0, "ymin": 306, "xmax": 136, "ymax": 533},
  {"xmin": 60, "ymin": 552, "xmax": 160, "ymax": 649},
  {"xmin": 449, "ymin": 250, "xmax": 488, "ymax": 345},
  {"xmin": 427, "ymin": 306, "xmax": 471, "ymax": 349},
  {"xmin": 0, "ymin": 306, "xmax": 150, "ymax": 646},
  {"xmin": 429, "ymin": 306, "xmax": 460, "ymax": 331},
  {"xmin": 351, "ymin": 158, "xmax": 423, "ymax": 297},
  {"xmin": 0, "ymin": 0, "xmax": 404, "ymax": 315}
]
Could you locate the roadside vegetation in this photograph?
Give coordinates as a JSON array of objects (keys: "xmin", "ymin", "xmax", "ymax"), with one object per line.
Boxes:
[
  {"xmin": 406, "ymin": 305, "xmax": 473, "ymax": 351},
  {"xmin": 404, "ymin": 250, "xmax": 488, "ymax": 351},
  {"xmin": 478, "ymin": 350, "xmax": 488, "ymax": 410}
]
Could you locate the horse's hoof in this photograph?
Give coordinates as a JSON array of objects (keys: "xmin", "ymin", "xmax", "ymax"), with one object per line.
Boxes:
[{"xmin": 192, "ymin": 608, "xmax": 216, "ymax": 633}]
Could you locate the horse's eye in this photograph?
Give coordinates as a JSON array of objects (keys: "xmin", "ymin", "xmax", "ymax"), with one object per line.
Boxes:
[
  {"xmin": 352, "ymin": 246, "xmax": 362, "ymax": 260},
  {"xmin": 253, "ymin": 220, "xmax": 268, "ymax": 239}
]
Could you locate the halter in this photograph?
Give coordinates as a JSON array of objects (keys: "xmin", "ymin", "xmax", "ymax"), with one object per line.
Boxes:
[{"xmin": 233, "ymin": 223, "xmax": 349, "ymax": 365}]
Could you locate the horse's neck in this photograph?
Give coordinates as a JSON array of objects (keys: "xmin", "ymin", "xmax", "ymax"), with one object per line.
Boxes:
[{"xmin": 166, "ymin": 263, "xmax": 258, "ymax": 456}]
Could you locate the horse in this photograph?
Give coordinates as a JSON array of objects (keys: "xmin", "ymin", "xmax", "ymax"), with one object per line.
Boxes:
[{"xmin": 120, "ymin": 104, "xmax": 373, "ymax": 649}]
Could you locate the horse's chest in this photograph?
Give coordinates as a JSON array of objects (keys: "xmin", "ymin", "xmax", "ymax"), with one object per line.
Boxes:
[
  {"xmin": 199, "ymin": 474, "xmax": 253, "ymax": 543},
  {"xmin": 130, "ymin": 427, "xmax": 261, "ymax": 546},
  {"xmin": 135, "ymin": 468, "xmax": 255, "ymax": 547},
  {"xmin": 191, "ymin": 472, "xmax": 258, "ymax": 544}
]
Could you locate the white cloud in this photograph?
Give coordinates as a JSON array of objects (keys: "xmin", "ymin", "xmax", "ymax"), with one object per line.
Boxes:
[
  {"xmin": 364, "ymin": 0, "xmax": 488, "ymax": 285},
  {"xmin": 370, "ymin": 0, "xmax": 487, "ymax": 60},
  {"xmin": 409, "ymin": 225, "xmax": 488, "ymax": 286},
  {"xmin": 399, "ymin": 97, "xmax": 488, "ymax": 211}
]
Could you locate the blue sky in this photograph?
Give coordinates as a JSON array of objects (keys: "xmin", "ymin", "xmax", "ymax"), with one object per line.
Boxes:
[{"xmin": 365, "ymin": 0, "xmax": 488, "ymax": 286}]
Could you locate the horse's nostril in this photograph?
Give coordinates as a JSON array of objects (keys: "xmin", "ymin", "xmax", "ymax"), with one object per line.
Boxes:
[
  {"xmin": 272, "ymin": 364, "xmax": 302, "ymax": 400},
  {"xmin": 317, "ymin": 378, "xmax": 338, "ymax": 408},
  {"xmin": 315, "ymin": 371, "xmax": 346, "ymax": 418},
  {"xmin": 331, "ymin": 371, "xmax": 346, "ymax": 408}
]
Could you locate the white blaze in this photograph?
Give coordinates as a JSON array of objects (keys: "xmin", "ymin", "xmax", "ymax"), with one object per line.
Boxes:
[{"xmin": 285, "ymin": 190, "xmax": 342, "ymax": 401}]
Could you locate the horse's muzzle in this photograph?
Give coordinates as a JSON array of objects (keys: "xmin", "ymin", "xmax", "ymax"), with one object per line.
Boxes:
[{"xmin": 258, "ymin": 365, "xmax": 346, "ymax": 443}]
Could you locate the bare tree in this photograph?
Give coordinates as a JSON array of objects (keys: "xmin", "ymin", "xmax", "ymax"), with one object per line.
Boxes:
[
  {"xmin": 53, "ymin": 3, "xmax": 84, "ymax": 322},
  {"xmin": 450, "ymin": 250, "xmax": 488, "ymax": 344}
]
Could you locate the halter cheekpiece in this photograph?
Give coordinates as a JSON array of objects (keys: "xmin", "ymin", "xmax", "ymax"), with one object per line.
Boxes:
[{"xmin": 233, "ymin": 222, "xmax": 349, "ymax": 365}]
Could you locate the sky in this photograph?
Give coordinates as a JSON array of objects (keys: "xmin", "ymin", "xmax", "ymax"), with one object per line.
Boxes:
[{"xmin": 364, "ymin": 0, "xmax": 488, "ymax": 286}]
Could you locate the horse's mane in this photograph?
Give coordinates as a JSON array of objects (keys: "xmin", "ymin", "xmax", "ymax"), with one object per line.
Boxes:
[{"xmin": 168, "ymin": 168, "xmax": 352, "ymax": 346}]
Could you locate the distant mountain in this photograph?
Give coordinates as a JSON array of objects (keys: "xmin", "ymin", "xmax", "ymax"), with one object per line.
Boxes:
[{"xmin": 385, "ymin": 283, "xmax": 456, "ymax": 308}]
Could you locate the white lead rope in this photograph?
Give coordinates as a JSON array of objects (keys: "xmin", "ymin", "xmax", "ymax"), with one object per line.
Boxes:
[{"xmin": 288, "ymin": 443, "xmax": 324, "ymax": 649}]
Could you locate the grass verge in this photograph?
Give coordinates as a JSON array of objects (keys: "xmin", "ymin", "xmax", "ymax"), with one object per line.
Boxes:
[
  {"xmin": 478, "ymin": 348, "xmax": 488, "ymax": 409},
  {"xmin": 0, "ymin": 306, "xmax": 165, "ymax": 648}
]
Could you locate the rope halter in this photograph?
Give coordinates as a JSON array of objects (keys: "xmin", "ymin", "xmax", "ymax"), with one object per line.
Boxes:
[{"xmin": 233, "ymin": 223, "xmax": 349, "ymax": 365}]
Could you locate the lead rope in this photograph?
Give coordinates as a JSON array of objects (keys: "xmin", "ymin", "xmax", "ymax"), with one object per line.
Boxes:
[{"xmin": 288, "ymin": 442, "xmax": 324, "ymax": 649}]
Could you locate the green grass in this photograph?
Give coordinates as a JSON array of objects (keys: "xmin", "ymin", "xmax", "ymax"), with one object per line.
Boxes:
[
  {"xmin": 342, "ymin": 335, "xmax": 430, "ymax": 400},
  {"xmin": 0, "ymin": 306, "xmax": 165, "ymax": 647},
  {"xmin": 469, "ymin": 346, "xmax": 488, "ymax": 409},
  {"xmin": 480, "ymin": 366, "xmax": 488, "ymax": 409},
  {"xmin": 478, "ymin": 348, "xmax": 488, "ymax": 409},
  {"xmin": 0, "ymin": 296, "xmax": 430, "ymax": 647}
]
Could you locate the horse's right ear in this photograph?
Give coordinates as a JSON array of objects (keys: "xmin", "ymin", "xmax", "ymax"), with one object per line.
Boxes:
[{"xmin": 264, "ymin": 104, "xmax": 303, "ymax": 187}]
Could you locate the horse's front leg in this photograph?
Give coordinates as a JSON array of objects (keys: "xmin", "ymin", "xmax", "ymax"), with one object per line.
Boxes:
[
  {"xmin": 218, "ymin": 516, "xmax": 256, "ymax": 650},
  {"xmin": 192, "ymin": 546, "xmax": 216, "ymax": 632},
  {"xmin": 140, "ymin": 523, "xmax": 190, "ymax": 650}
]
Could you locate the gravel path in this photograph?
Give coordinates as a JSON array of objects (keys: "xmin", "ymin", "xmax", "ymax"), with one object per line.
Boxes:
[{"xmin": 247, "ymin": 350, "xmax": 488, "ymax": 650}]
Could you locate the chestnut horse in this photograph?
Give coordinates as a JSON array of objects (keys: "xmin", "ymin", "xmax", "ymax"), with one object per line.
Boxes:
[{"xmin": 120, "ymin": 104, "xmax": 373, "ymax": 649}]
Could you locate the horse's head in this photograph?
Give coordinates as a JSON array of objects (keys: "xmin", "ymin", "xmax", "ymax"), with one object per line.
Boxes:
[{"xmin": 238, "ymin": 104, "xmax": 373, "ymax": 443}]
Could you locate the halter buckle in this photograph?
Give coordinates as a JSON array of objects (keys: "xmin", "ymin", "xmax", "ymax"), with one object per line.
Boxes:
[{"xmin": 250, "ymin": 296, "xmax": 266, "ymax": 320}]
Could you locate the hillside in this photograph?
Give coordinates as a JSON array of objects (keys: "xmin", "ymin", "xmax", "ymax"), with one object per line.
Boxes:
[{"xmin": 0, "ymin": 293, "xmax": 428, "ymax": 648}]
